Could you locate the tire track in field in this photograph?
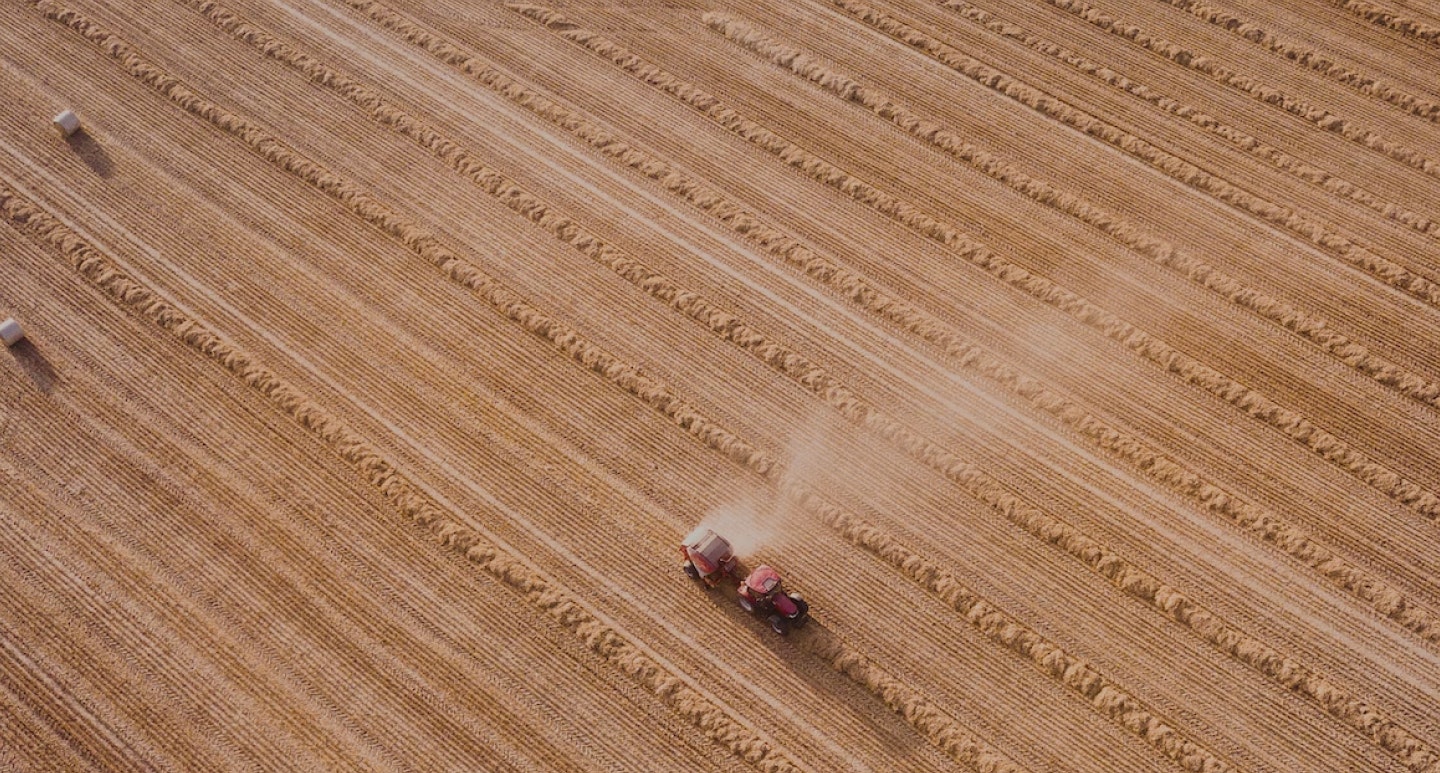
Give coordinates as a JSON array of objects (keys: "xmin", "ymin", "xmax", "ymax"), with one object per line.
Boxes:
[
  {"xmin": 0, "ymin": 625, "xmax": 156, "ymax": 772},
  {"xmin": 829, "ymin": 0, "xmax": 1440, "ymax": 312},
  {"xmin": 153, "ymin": 3, "xmax": 1434, "ymax": 768},
  {"xmin": 1, "ymin": 139, "xmax": 833, "ymax": 770},
  {"xmin": 1, "ymin": 439, "xmax": 374, "ymax": 770},
  {"xmin": 18, "ymin": 5, "xmax": 1209, "ymax": 768},
  {"xmin": 507, "ymin": 11, "xmax": 1440, "ymax": 766},
  {"xmin": 1150, "ymin": 0, "xmax": 1440, "ymax": 121},
  {"xmin": 0, "ymin": 603, "xmax": 156, "ymax": 773},
  {"xmin": 925, "ymin": 0, "xmax": 1440, "ymax": 240},
  {"xmin": 195, "ymin": 4, "xmax": 1257, "ymax": 767},
  {"xmin": 708, "ymin": 11, "xmax": 1440, "ymax": 413},
  {"xmin": 323, "ymin": 0, "xmax": 1440, "ymax": 647},
  {"xmin": 510, "ymin": 3, "xmax": 1440, "ymax": 525},
  {"xmin": 0, "ymin": 177, "xmax": 802, "ymax": 773},
  {"xmin": 793, "ymin": 627, "xmax": 1026, "ymax": 773},
  {"xmin": 1325, "ymin": 0, "xmax": 1440, "ymax": 46},
  {"xmin": 9, "ymin": 6, "xmax": 996, "ymax": 767},
  {"xmin": 0, "ymin": 489, "xmax": 362, "ymax": 772},
  {"xmin": 1030, "ymin": 0, "xmax": 1440, "ymax": 178}
]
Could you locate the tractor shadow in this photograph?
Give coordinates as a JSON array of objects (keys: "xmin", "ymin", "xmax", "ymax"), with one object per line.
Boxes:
[
  {"xmin": 9, "ymin": 339, "xmax": 58, "ymax": 393},
  {"xmin": 682, "ymin": 571, "xmax": 935, "ymax": 759},
  {"xmin": 65, "ymin": 130, "xmax": 114, "ymax": 179}
]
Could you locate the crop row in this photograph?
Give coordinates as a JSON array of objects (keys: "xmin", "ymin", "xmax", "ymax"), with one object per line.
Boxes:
[
  {"xmin": 835, "ymin": 0, "xmax": 1440, "ymax": 314},
  {"xmin": 181, "ymin": 2, "xmax": 1440, "ymax": 770},
  {"xmin": 512, "ymin": 1, "xmax": 1440, "ymax": 527},
  {"xmin": 14, "ymin": 3, "xmax": 1034, "ymax": 768},
  {"xmin": 0, "ymin": 18, "xmax": 805, "ymax": 766},
  {"xmin": 1032, "ymin": 0, "xmax": 1440, "ymax": 178},
  {"xmin": 1326, "ymin": 0, "xmax": 1440, "ymax": 45},
  {"xmin": 33, "ymin": 0, "xmax": 1243, "ymax": 766},
  {"xmin": 1150, "ymin": 0, "xmax": 1439, "ymax": 121},
  {"xmin": 27, "ymin": 0, "xmax": 1440, "ymax": 768},
  {"xmin": 928, "ymin": 0, "xmax": 1439, "ymax": 240},
  {"xmin": 507, "ymin": 7, "xmax": 1440, "ymax": 771},
  {"xmin": 710, "ymin": 9, "xmax": 1440, "ymax": 417},
  {"xmin": 334, "ymin": 0, "xmax": 1440, "ymax": 648}
]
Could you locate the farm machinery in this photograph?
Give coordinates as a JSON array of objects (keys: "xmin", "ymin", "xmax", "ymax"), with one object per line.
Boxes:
[
  {"xmin": 737, "ymin": 564, "xmax": 810, "ymax": 635},
  {"xmin": 680, "ymin": 526, "xmax": 739, "ymax": 587},
  {"xmin": 680, "ymin": 528, "xmax": 810, "ymax": 635}
]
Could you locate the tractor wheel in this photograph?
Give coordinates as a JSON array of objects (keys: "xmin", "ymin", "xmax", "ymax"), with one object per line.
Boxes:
[
  {"xmin": 683, "ymin": 562, "xmax": 700, "ymax": 580},
  {"xmin": 767, "ymin": 614, "xmax": 789, "ymax": 636},
  {"xmin": 790, "ymin": 596, "xmax": 810, "ymax": 628},
  {"xmin": 737, "ymin": 595, "xmax": 755, "ymax": 614}
]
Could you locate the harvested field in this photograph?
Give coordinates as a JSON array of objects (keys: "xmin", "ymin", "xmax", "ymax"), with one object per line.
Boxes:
[{"xmin": 2, "ymin": 0, "xmax": 1438, "ymax": 770}]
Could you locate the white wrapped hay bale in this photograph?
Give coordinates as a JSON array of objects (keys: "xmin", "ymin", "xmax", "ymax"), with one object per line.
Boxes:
[
  {"xmin": 1, "ymin": 317, "xmax": 25, "ymax": 347},
  {"xmin": 53, "ymin": 110, "xmax": 81, "ymax": 138}
]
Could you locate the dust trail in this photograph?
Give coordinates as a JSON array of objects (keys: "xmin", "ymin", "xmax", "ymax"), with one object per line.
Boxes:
[
  {"xmin": 343, "ymin": 0, "xmax": 1440, "ymax": 647},
  {"xmin": 709, "ymin": 9, "xmax": 1440, "ymax": 409},
  {"xmin": 1, "ymin": 147, "xmax": 803, "ymax": 773},
  {"xmin": 510, "ymin": 3, "xmax": 1440, "ymax": 526},
  {"xmin": 505, "ymin": 9, "xmax": 1440, "ymax": 771},
  {"xmin": 1147, "ymin": 0, "xmax": 1440, "ymax": 121},
  {"xmin": 696, "ymin": 497, "xmax": 783, "ymax": 560}
]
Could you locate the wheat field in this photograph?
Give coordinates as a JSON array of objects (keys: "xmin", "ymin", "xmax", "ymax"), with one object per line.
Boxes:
[{"xmin": 2, "ymin": 0, "xmax": 1438, "ymax": 770}]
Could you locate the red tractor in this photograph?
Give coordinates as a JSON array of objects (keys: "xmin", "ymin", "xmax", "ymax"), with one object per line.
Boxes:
[
  {"xmin": 737, "ymin": 565, "xmax": 810, "ymax": 635},
  {"xmin": 680, "ymin": 527, "xmax": 739, "ymax": 588}
]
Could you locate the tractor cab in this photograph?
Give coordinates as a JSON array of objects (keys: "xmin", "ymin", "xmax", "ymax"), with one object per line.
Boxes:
[{"xmin": 737, "ymin": 564, "xmax": 809, "ymax": 635}]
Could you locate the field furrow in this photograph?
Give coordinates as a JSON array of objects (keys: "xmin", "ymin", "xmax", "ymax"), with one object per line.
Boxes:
[
  {"xmin": 311, "ymin": 0, "xmax": 1440, "ymax": 652},
  {"xmin": 1150, "ymin": 0, "xmax": 1440, "ymax": 120},
  {"xmin": 129, "ymin": 3, "xmax": 1440, "ymax": 767},
  {"xmin": 4, "ymin": 0, "xmax": 1435, "ymax": 769},
  {"xmin": 826, "ymin": 0, "xmax": 1440, "ymax": 317},
  {"xmin": 511, "ymin": 2, "xmax": 1440, "ymax": 528}
]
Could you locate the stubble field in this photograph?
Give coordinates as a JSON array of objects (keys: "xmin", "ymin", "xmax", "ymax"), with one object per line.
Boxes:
[{"xmin": 2, "ymin": 0, "xmax": 1439, "ymax": 770}]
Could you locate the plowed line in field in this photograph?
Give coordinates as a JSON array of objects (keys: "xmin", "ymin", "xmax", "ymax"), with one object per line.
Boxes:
[
  {"xmin": 0, "ymin": 478, "xmax": 366, "ymax": 771},
  {"xmin": 12, "ymin": 5, "xmax": 996, "ymax": 766},
  {"xmin": 333, "ymin": 0, "xmax": 1440, "ymax": 648},
  {"xmin": 508, "ymin": 8, "xmax": 1440, "ymax": 770},
  {"xmin": 710, "ymin": 11, "xmax": 1440, "ymax": 412},
  {"xmin": 1326, "ymin": 0, "xmax": 1440, "ymax": 46},
  {"xmin": 153, "ymin": 4, "xmax": 1236, "ymax": 756},
  {"xmin": 510, "ymin": 3, "xmax": 1440, "ymax": 525},
  {"xmin": 0, "ymin": 130, "xmax": 851, "ymax": 770},
  {"xmin": 927, "ymin": 0, "xmax": 1440, "ymax": 240},
  {"xmin": 0, "ymin": 173, "xmax": 804, "ymax": 773},
  {"xmin": 0, "ymin": 617, "xmax": 152, "ymax": 772},
  {"xmin": 1149, "ymin": 0, "xmax": 1440, "ymax": 120},
  {"xmin": 1030, "ymin": 0, "xmax": 1440, "ymax": 177},
  {"xmin": 831, "ymin": 0, "xmax": 1440, "ymax": 311},
  {"xmin": 22, "ymin": 4, "xmax": 1208, "ymax": 768},
  {"xmin": 166, "ymin": 2, "xmax": 1436, "ymax": 768}
]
